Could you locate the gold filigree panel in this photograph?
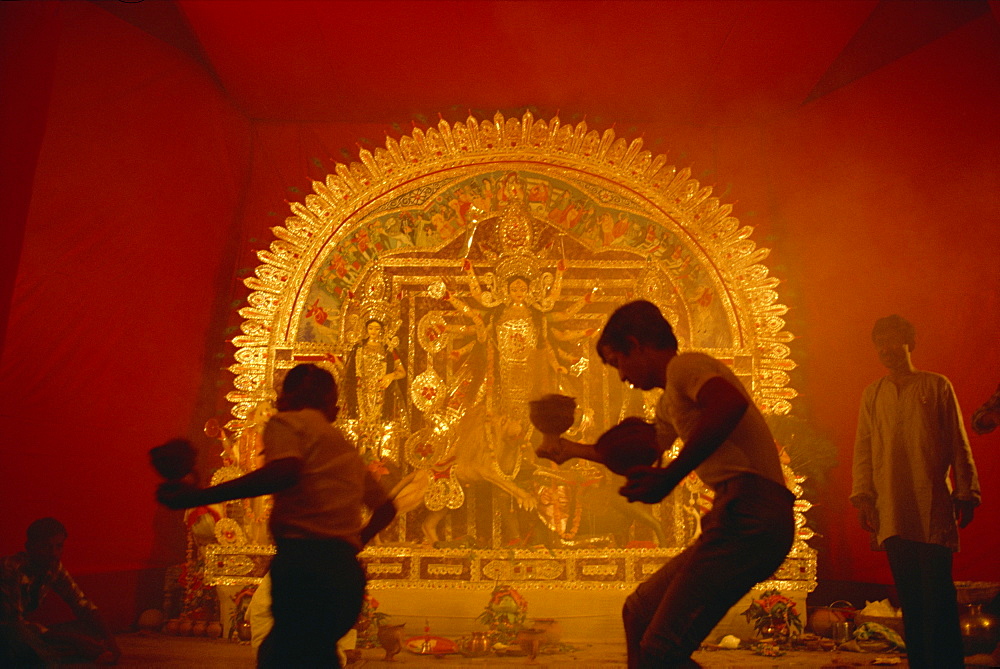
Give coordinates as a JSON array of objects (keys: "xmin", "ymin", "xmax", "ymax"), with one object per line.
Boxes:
[{"xmin": 225, "ymin": 111, "xmax": 814, "ymax": 592}]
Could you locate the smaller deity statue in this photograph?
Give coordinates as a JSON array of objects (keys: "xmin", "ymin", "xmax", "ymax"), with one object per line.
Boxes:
[
  {"xmin": 342, "ymin": 318, "xmax": 407, "ymax": 442},
  {"xmin": 337, "ymin": 270, "xmax": 408, "ymax": 462},
  {"xmin": 240, "ymin": 400, "xmax": 276, "ymax": 544}
]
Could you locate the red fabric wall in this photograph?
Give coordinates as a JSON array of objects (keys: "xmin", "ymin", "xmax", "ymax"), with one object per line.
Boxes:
[
  {"xmin": 0, "ymin": 1, "xmax": 251, "ymax": 623},
  {"xmin": 1, "ymin": 0, "xmax": 997, "ymax": 629}
]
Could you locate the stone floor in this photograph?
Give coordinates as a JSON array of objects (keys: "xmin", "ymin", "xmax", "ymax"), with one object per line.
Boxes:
[{"xmin": 110, "ymin": 632, "xmax": 1000, "ymax": 668}]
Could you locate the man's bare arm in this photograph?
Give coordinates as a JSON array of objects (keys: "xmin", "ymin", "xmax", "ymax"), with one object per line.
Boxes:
[
  {"xmin": 157, "ymin": 457, "xmax": 302, "ymax": 509},
  {"xmin": 535, "ymin": 433, "xmax": 603, "ymax": 466},
  {"xmin": 661, "ymin": 376, "xmax": 747, "ymax": 477}
]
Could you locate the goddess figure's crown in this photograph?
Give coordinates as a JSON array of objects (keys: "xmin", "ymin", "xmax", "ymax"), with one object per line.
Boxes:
[
  {"xmin": 494, "ymin": 254, "xmax": 539, "ymax": 287},
  {"xmin": 353, "ymin": 267, "xmax": 400, "ymax": 337}
]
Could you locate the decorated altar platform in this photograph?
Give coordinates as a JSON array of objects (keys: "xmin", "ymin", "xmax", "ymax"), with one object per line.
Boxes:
[{"xmin": 205, "ymin": 541, "xmax": 815, "ymax": 643}]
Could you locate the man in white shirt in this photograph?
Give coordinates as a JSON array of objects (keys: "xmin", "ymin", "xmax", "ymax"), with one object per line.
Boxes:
[
  {"xmin": 851, "ymin": 314, "xmax": 980, "ymax": 669},
  {"xmin": 158, "ymin": 364, "xmax": 396, "ymax": 668},
  {"xmin": 537, "ymin": 300, "xmax": 795, "ymax": 668}
]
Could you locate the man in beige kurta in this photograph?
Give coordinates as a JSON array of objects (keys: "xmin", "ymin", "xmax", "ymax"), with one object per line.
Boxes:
[{"xmin": 851, "ymin": 315, "xmax": 980, "ymax": 669}]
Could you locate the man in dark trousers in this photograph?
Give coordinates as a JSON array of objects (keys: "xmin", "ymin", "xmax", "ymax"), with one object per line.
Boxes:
[
  {"xmin": 851, "ymin": 315, "xmax": 980, "ymax": 669},
  {"xmin": 157, "ymin": 364, "xmax": 396, "ymax": 668},
  {"xmin": 537, "ymin": 300, "xmax": 795, "ymax": 668}
]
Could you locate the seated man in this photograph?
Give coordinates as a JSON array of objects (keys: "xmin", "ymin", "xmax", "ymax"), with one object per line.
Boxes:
[{"xmin": 0, "ymin": 518, "xmax": 120, "ymax": 666}]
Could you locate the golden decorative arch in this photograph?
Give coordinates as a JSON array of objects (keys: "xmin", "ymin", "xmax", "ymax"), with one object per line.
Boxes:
[{"xmin": 216, "ymin": 111, "xmax": 814, "ymax": 594}]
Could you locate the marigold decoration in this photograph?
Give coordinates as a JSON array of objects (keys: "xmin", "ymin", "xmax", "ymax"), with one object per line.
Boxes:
[
  {"xmin": 366, "ymin": 458, "xmax": 390, "ymax": 481},
  {"xmin": 354, "ymin": 593, "xmax": 389, "ymax": 648},
  {"xmin": 741, "ymin": 588, "xmax": 803, "ymax": 642},
  {"xmin": 477, "ymin": 584, "xmax": 528, "ymax": 645}
]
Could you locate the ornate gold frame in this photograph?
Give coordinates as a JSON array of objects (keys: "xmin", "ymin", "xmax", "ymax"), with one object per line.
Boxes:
[{"xmin": 218, "ymin": 111, "xmax": 814, "ymax": 593}]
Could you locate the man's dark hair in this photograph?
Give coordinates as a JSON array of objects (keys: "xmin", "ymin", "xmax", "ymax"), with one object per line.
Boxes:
[
  {"xmin": 276, "ymin": 363, "xmax": 338, "ymax": 420},
  {"xmin": 597, "ymin": 300, "xmax": 678, "ymax": 361},
  {"xmin": 872, "ymin": 314, "xmax": 916, "ymax": 351},
  {"xmin": 27, "ymin": 517, "xmax": 67, "ymax": 543}
]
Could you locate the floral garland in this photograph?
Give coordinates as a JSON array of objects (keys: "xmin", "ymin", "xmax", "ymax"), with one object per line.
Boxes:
[{"xmin": 179, "ymin": 507, "xmax": 220, "ymax": 620}]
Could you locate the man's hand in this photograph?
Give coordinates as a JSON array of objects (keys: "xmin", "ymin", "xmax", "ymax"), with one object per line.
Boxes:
[
  {"xmin": 619, "ymin": 466, "xmax": 681, "ymax": 504},
  {"xmin": 954, "ymin": 499, "xmax": 976, "ymax": 528},
  {"xmin": 156, "ymin": 481, "xmax": 202, "ymax": 510},
  {"xmin": 535, "ymin": 434, "xmax": 571, "ymax": 465},
  {"xmin": 855, "ymin": 498, "xmax": 878, "ymax": 533}
]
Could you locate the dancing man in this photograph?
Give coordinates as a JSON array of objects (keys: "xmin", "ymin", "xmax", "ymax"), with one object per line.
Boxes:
[
  {"xmin": 157, "ymin": 364, "xmax": 396, "ymax": 668},
  {"xmin": 537, "ymin": 300, "xmax": 795, "ymax": 668}
]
